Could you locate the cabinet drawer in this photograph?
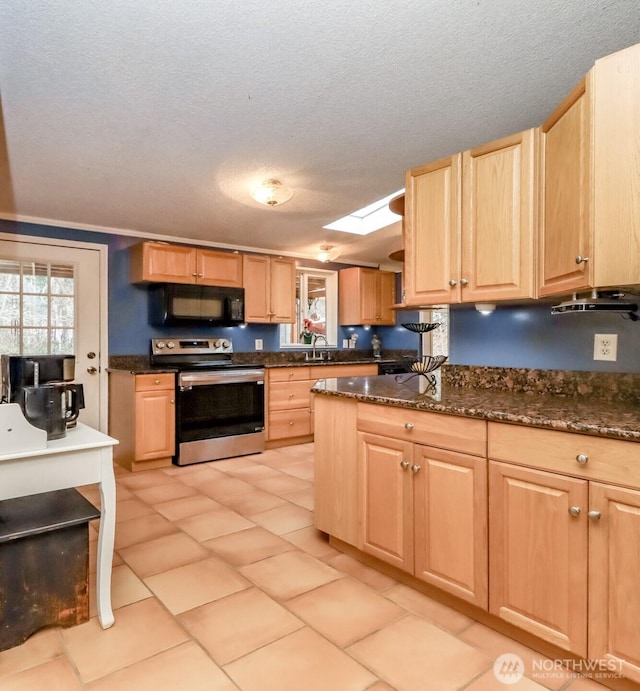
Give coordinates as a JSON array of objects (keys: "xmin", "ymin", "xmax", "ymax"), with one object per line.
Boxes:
[
  {"xmin": 268, "ymin": 367, "xmax": 311, "ymax": 383},
  {"xmin": 135, "ymin": 373, "xmax": 175, "ymax": 392},
  {"xmin": 268, "ymin": 408, "xmax": 313, "ymax": 440},
  {"xmin": 357, "ymin": 403, "xmax": 486, "ymax": 456},
  {"xmin": 269, "ymin": 380, "xmax": 313, "ymax": 410},
  {"xmin": 488, "ymin": 422, "xmax": 640, "ymax": 488},
  {"xmin": 310, "ymin": 364, "xmax": 378, "ymax": 379}
]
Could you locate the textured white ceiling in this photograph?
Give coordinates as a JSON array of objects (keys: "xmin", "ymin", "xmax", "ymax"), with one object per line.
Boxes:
[{"xmin": 0, "ymin": 1, "xmax": 639, "ymax": 268}]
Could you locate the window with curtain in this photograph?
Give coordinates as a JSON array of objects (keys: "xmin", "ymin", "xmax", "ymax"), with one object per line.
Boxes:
[{"xmin": 0, "ymin": 259, "xmax": 76, "ymax": 355}]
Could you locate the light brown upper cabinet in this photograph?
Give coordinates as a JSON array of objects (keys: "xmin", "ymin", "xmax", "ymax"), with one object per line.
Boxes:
[
  {"xmin": 404, "ymin": 155, "xmax": 461, "ymax": 306},
  {"xmin": 539, "ymin": 43, "xmax": 640, "ymax": 296},
  {"xmin": 338, "ymin": 267, "xmax": 396, "ymax": 325},
  {"xmin": 461, "ymin": 130, "xmax": 537, "ymax": 302},
  {"xmin": 130, "ymin": 241, "xmax": 242, "ymax": 287},
  {"xmin": 404, "ymin": 130, "xmax": 537, "ymax": 306},
  {"xmin": 243, "ymin": 255, "xmax": 296, "ymax": 323}
]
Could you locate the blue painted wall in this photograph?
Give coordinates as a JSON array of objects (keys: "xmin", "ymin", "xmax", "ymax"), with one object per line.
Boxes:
[
  {"xmin": 0, "ymin": 220, "xmax": 417, "ymax": 355},
  {"xmin": 449, "ymin": 303, "xmax": 640, "ymax": 372}
]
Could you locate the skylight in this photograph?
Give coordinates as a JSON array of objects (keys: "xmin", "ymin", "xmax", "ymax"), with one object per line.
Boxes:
[{"xmin": 323, "ymin": 189, "xmax": 405, "ymax": 235}]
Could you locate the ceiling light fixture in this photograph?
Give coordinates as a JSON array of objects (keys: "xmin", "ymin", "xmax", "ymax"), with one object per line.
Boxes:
[
  {"xmin": 317, "ymin": 244, "xmax": 340, "ymax": 263},
  {"xmin": 250, "ymin": 179, "xmax": 293, "ymax": 207},
  {"xmin": 475, "ymin": 303, "xmax": 496, "ymax": 315}
]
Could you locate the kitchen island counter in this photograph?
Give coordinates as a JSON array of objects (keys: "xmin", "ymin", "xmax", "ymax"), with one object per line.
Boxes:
[{"xmin": 312, "ymin": 373, "xmax": 640, "ymax": 442}]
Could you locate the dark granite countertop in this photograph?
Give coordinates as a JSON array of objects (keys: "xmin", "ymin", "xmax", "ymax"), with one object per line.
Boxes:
[
  {"xmin": 265, "ymin": 358, "xmax": 392, "ymax": 368},
  {"xmin": 311, "ymin": 374, "xmax": 640, "ymax": 442}
]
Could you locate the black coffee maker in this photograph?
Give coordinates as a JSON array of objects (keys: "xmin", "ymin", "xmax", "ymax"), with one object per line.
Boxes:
[{"xmin": 1, "ymin": 354, "xmax": 85, "ymax": 440}]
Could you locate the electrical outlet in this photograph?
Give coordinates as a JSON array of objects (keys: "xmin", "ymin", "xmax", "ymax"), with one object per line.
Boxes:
[
  {"xmin": 342, "ymin": 339, "xmax": 349, "ymax": 348},
  {"xmin": 593, "ymin": 333, "xmax": 617, "ymax": 361},
  {"xmin": 254, "ymin": 339, "xmax": 263, "ymax": 351}
]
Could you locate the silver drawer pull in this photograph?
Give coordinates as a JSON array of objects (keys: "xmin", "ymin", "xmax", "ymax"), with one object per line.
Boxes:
[
  {"xmin": 404, "ymin": 423, "xmax": 414, "ymax": 430},
  {"xmin": 411, "ymin": 464, "xmax": 422, "ymax": 473},
  {"xmin": 568, "ymin": 506, "xmax": 581, "ymax": 517},
  {"xmin": 588, "ymin": 510, "xmax": 602, "ymax": 520},
  {"xmin": 576, "ymin": 453, "xmax": 589, "ymax": 465},
  {"xmin": 448, "ymin": 279, "xmax": 457, "ymax": 287},
  {"xmin": 400, "ymin": 460, "xmax": 410, "ymax": 469},
  {"xmin": 575, "ymin": 255, "xmax": 590, "ymax": 264}
]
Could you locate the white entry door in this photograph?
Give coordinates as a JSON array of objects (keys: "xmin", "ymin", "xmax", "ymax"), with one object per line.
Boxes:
[{"xmin": 0, "ymin": 235, "xmax": 107, "ymax": 431}]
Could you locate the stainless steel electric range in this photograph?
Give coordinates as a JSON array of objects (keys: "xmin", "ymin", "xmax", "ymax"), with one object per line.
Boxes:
[{"xmin": 150, "ymin": 337, "xmax": 265, "ymax": 466}]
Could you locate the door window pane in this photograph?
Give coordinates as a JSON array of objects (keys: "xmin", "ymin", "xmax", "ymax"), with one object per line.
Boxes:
[
  {"xmin": 0, "ymin": 258, "xmax": 76, "ymax": 355},
  {"xmin": 0, "ymin": 327, "xmax": 19, "ymax": 353}
]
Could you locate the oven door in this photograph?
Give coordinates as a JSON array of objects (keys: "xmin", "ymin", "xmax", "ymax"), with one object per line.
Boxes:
[{"xmin": 175, "ymin": 369, "xmax": 265, "ymax": 465}]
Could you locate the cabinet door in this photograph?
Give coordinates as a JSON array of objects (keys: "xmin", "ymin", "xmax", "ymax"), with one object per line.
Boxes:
[
  {"xmin": 197, "ymin": 250, "xmax": 242, "ymax": 287},
  {"xmin": 461, "ymin": 129, "xmax": 536, "ymax": 302},
  {"xmin": 243, "ymin": 255, "xmax": 271, "ymax": 322},
  {"xmin": 131, "ymin": 243, "xmax": 196, "ymax": 284},
  {"xmin": 593, "ymin": 43, "xmax": 640, "ymax": 288},
  {"xmin": 489, "ymin": 461, "xmax": 588, "ymax": 656},
  {"xmin": 135, "ymin": 390, "xmax": 175, "ymax": 461},
  {"xmin": 358, "ymin": 432, "xmax": 414, "ymax": 572},
  {"xmin": 404, "ymin": 155, "xmax": 461, "ymax": 305},
  {"xmin": 589, "ymin": 483, "xmax": 640, "ymax": 683},
  {"xmin": 413, "ymin": 445, "xmax": 488, "ymax": 608},
  {"xmin": 377, "ymin": 271, "xmax": 396, "ymax": 324},
  {"xmin": 359, "ymin": 269, "xmax": 380, "ymax": 324},
  {"xmin": 269, "ymin": 257, "xmax": 296, "ymax": 323},
  {"xmin": 539, "ymin": 77, "xmax": 593, "ymax": 296}
]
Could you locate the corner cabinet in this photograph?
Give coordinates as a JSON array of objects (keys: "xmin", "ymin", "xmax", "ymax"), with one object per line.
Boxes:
[
  {"xmin": 243, "ymin": 255, "xmax": 296, "ymax": 323},
  {"xmin": 403, "ymin": 129, "xmax": 537, "ymax": 306},
  {"xmin": 539, "ymin": 42, "xmax": 640, "ymax": 295},
  {"xmin": 108, "ymin": 372, "xmax": 175, "ymax": 472},
  {"xmin": 338, "ymin": 267, "xmax": 396, "ymax": 325},
  {"xmin": 129, "ymin": 242, "xmax": 242, "ymax": 287}
]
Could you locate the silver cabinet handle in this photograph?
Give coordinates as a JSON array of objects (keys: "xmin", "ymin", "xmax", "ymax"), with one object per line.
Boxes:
[
  {"xmin": 576, "ymin": 454, "xmax": 589, "ymax": 465},
  {"xmin": 588, "ymin": 510, "xmax": 602, "ymax": 520},
  {"xmin": 404, "ymin": 423, "xmax": 414, "ymax": 430},
  {"xmin": 568, "ymin": 506, "xmax": 581, "ymax": 517},
  {"xmin": 87, "ymin": 367, "xmax": 98, "ymax": 375},
  {"xmin": 400, "ymin": 460, "xmax": 410, "ymax": 469},
  {"xmin": 448, "ymin": 279, "xmax": 457, "ymax": 287},
  {"xmin": 192, "ymin": 272, "xmax": 198, "ymax": 276},
  {"xmin": 87, "ymin": 352, "xmax": 96, "ymax": 359},
  {"xmin": 460, "ymin": 278, "xmax": 468, "ymax": 286},
  {"xmin": 411, "ymin": 464, "xmax": 422, "ymax": 473},
  {"xmin": 575, "ymin": 255, "xmax": 590, "ymax": 264}
]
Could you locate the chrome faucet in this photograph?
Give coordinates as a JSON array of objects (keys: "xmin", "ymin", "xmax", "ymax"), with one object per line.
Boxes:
[{"xmin": 308, "ymin": 334, "xmax": 327, "ymax": 361}]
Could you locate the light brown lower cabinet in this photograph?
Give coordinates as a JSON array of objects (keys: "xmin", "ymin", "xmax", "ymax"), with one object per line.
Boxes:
[
  {"xmin": 488, "ymin": 422, "xmax": 640, "ymax": 682},
  {"xmin": 108, "ymin": 372, "xmax": 175, "ymax": 472},
  {"xmin": 357, "ymin": 428, "xmax": 488, "ymax": 608},
  {"xmin": 314, "ymin": 398, "xmax": 640, "ymax": 685},
  {"xmin": 267, "ymin": 364, "xmax": 377, "ymax": 445},
  {"xmin": 489, "ymin": 461, "xmax": 589, "ymax": 656}
]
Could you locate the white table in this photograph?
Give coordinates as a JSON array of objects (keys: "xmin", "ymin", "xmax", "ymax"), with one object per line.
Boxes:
[{"xmin": 0, "ymin": 422, "xmax": 118, "ymax": 629}]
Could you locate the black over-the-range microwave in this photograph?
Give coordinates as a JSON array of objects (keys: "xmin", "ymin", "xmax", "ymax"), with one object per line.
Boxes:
[{"xmin": 149, "ymin": 283, "xmax": 245, "ymax": 326}]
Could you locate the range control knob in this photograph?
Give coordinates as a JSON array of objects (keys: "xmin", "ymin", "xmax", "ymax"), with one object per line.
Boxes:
[
  {"xmin": 216, "ymin": 339, "xmax": 230, "ymax": 349},
  {"xmin": 214, "ymin": 339, "xmax": 223, "ymax": 348},
  {"xmin": 166, "ymin": 341, "xmax": 175, "ymax": 349},
  {"xmin": 156, "ymin": 341, "xmax": 165, "ymax": 349}
]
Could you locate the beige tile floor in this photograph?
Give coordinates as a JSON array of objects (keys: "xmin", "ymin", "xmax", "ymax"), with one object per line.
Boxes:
[{"xmin": 0, "ymin": 443, "xmax": 615, "ymax": 690}]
